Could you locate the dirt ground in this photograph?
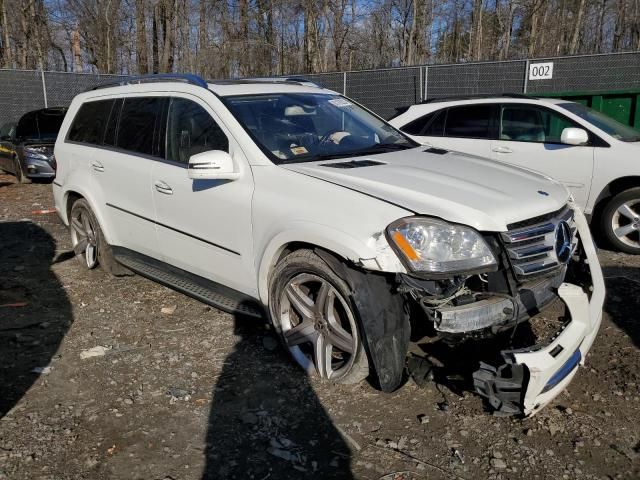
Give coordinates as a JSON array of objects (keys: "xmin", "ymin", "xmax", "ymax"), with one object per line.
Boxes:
[{"xmin": 1, "ymin": 173, "xmax": 639, "ymax": 480}]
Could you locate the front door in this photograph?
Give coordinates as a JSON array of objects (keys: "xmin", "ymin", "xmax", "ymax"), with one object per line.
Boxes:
[
  {"xmin": 151, "ymin": 95, "xmax": 257, "ymax": 297},
  {"xmin": 490, "ymin": 103, "xmax": 594, "ymax": 209}
]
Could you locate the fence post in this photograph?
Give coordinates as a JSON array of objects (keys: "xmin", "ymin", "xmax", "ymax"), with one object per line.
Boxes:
[
  {"xmin": 343, "ymin": 71, "xmax": 347, "ymax": 95},
  {"xmin": 424, "ymin": 65, "xmax": 429, "ymax": 100},
  {"xmin": 523, "ymin": 59, "xmax": 530, "ymax": 94},
  {"xmin": 419, "ymin": 66, "xmax": 423, "ymax": 102},
  {"xmin": 40, "ymin": 69, "xmax": 48, "ymax": 108}
]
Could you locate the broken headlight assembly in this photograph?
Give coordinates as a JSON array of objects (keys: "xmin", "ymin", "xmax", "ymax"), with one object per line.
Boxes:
[{"xmin": 387, "ymin": 217, "xmax": 497, "ymax": 276}]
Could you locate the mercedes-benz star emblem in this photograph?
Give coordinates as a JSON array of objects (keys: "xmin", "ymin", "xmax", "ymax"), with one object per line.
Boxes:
[{"xmin": 555, "ymin": 221, "xmax": 572, "ymax": 264}]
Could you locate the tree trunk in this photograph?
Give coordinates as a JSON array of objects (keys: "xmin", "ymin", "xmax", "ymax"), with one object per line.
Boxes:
[
  {"xmin": 613, "ymin": 0, "xmax": 626, "ymax": 50},
  {"xmin": 568, "ymin": 0, "xmax": 586, "ymax": 54},
  {"xmin": 136, "ymin": 0, "xmax": 148, "ymax": 74},
  {"xmin": 152, "ymin": 4, "xmax": 159, "ymax": 73},
  {"xmin": 1, "ymin": 0, "xmax": 12, "ymax": 68},
  {"xmin": 72, "ymin": 24, "xmax": 83, "ymax": 72}
]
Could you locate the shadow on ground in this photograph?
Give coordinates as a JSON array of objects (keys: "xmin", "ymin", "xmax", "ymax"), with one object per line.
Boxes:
[
  {"xmin": 202, "ymin": 305, "xmax": 354, "ymax": 479},
  {"xmin": 0, "ymin": 221, "xmax": 73, "ymax": 417},
  {"xmin": 602, "ymin": 266, "xmax": 640, "ymax": 348}
]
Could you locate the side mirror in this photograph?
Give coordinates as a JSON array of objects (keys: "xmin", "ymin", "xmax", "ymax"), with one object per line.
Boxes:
[
  {"xmin": 187, "ymin": 150, "xmax": 240, "ymax": 180},
  {"xmin": 561, "ymin": 127, "xmax": 589, "ymax": 146}
]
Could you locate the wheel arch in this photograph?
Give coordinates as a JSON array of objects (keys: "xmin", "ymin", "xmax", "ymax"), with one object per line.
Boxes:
[
  {"xmin": 591, "ymin": 176, "xmax": 640, "ymax": 218},
  {"xmin": 62, "ymin": 187, "xmax": 114, "ymax": 244},
  {"xmin": 257, "ymin": 229, "xmax": 368, "ymax": 306}
]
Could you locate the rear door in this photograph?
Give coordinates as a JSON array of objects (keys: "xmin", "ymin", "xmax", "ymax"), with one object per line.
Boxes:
[
  {"xmin": 490, "ymin": 103, "xmax": 594, "ymax": 208},
  {"xmin": 410, "ymin": 104, "xmax": 495, "ymax": 158},
  {"xmin": 88, "ymin": 96, "xmax": 163, "ymax": 258}
]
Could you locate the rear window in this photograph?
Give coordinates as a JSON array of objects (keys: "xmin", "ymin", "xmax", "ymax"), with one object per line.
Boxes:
[
  {"xmin": 67, "ymin": 100, "xmax": 115, "ymax": 145},
  {"xmin": 401, "ymin": 112, "xmax": 436, "ymax": 135},
  {"xmin": 116, "ymin": 97, "xmax": 164, "ymax": 156},
  {"xmin": 444, "ymin": 105, "xmax": 492, "ymax": 139}
]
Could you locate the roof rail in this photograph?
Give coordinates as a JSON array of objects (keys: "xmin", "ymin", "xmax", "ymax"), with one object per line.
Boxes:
[
  {"xmin": 237, "ymin": 76, "xmax": 321, "ymax": 88},
  {"xmin": 91, "ymin": 73, "xmax": 208, "ymax": 91},
  {"xmin": 421, "ymin": 93, "xmax": 534, "ymax": 104}
]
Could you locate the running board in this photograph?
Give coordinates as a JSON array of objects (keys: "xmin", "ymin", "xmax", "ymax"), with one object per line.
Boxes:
[{"xmin": 112, "ymin": 247, "xmax": 263, "ymax": 319}]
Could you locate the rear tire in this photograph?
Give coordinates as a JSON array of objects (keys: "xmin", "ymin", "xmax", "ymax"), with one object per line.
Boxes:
[
  {"xmin": 601, "ymin": 187, "xmax": 640, "ymax": 255},
  {"xmin": 69, "ymin": 198, "xmax": 133, "ymax": 276},
  {"xmin": 269, "ymin": 249, "xmax": 369, "ymax": 385},
  {"xmin": 13, "ymin": 157, "xmax": 31, "ymax": 184}
]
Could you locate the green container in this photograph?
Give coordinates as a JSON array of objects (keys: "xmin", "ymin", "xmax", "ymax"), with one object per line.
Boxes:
[{"xmin": 537, "ymin": 90, "xmax": 640, "ymax": 131}]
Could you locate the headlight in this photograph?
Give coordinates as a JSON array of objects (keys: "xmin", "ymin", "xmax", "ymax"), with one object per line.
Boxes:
[
  {"xmin": 23, "ymin": 147, "xmax": 49, "ymax": 160},
  {"xmin": 387, "ymin": 217, "xmax": 497, "ymax": 274}
]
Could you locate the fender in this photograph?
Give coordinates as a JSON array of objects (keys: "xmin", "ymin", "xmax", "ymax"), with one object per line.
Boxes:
[{"xmin": 256, "ymin": 223, "xmax": 399, "ymax": 304}]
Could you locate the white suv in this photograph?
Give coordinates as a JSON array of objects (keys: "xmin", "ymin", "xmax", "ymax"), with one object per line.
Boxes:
[
  {"xmin": 53, "ymin": 75, "xmax": 604, "ymax": 415},
  {"xmin": 389, "ymin": 95, "xmax": 640, "ymax": 254}
]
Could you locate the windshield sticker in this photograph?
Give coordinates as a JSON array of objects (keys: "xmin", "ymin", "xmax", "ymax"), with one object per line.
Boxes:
[
  {"xmin": 290, "ymin": 146, "xmax": 308, "ymax": 155},
  {"xmin": 328, "ymin": 98, "xmax": 353, "ymax": 108}
]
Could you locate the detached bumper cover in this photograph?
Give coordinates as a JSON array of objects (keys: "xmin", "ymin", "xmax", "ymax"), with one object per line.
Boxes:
[{"xmin": 474, "ymin": 207, "xmax": 605, "ymax": 416}]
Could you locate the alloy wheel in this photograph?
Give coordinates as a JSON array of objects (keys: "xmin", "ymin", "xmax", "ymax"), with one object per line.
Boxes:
[
  {"xmin": 611, "ymin": 200, "xmax": 640, "ymax": 249},
  {"xmin": 70, "ymin": 208, "xmax": 99, "ymax": 268},
  {"xmin": 278, "ymin": 273, "xmax": 358, "ymax": 380}
]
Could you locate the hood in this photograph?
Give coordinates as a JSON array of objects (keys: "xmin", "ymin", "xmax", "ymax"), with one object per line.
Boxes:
[{"xmin": 282, "ymin": 148, "xmax": 570, "ymax": 232}]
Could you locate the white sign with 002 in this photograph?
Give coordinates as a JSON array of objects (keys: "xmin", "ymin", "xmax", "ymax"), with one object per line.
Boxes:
[{"xmin": 529, "ymin": 62, "xmax": 554, "ymax": 80}]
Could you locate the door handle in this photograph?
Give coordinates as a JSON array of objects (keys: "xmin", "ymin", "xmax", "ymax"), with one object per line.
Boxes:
[
  {"xmin": 154, "ymin": 180, "xmax": 173, "ymax": 195},
  {"xmin": 91, "ymin": 161, "xmax": 104, "ymax": 172},
  {"xmin": 492, "ymin": 146, "xmax": 513, "ymax": 154}
]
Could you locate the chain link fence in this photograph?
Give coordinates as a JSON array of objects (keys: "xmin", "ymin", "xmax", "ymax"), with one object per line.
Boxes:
[
  {"xmin": 0, "ymin": 52, "xmax": 638, "ymax": 124},
  {"xmin": 0, "ymin": 70, "xmax": 126, "ymax": 125}
]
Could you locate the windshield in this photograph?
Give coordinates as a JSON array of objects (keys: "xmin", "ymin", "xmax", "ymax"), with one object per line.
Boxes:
[
  {"xmin": 559, "ymin": 102, "xmax": 640, "ymax": 142},
  {"xmin": 223, "ymin": 93, "xmax": 417, "ymax": 163}
]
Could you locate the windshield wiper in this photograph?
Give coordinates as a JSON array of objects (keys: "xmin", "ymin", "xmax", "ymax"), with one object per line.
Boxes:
[
  {"xmin": 316, "ymin": 143, "xmax": 414, "ymax": 160},
  {"xmin": 276, "ymin": 142, "xmax": 414, "ymax": 164}
]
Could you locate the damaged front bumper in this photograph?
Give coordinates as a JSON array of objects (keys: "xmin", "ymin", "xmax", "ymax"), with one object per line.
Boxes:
[{"xmin": 473, "ymin": 208, "xmax": 605, "ymax": 416}]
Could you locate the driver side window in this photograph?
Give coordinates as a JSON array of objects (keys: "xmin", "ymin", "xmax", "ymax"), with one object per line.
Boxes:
[
  {"xmin": 166, "ymin": 98, "xmax": 228, "ymax": 164},
  {"xmin": 500, "ymin": 104, "xmax": 581, "ymax": 144}
]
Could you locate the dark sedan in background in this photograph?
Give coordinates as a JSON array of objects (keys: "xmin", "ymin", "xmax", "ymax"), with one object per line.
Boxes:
[{"xmin": 0, "ymin": 107, "xmax": 67, "ymax": 183}]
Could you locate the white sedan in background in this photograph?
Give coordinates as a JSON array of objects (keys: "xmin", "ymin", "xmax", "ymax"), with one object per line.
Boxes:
[{"xmin": 390, "ymin": 95, "xmax": 640, "ymax": 254}]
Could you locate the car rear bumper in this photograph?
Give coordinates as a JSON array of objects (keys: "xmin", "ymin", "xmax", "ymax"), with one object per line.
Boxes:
[{"xmin": 473, "ymin": 206, "xmax": 605, "ymax": 416}]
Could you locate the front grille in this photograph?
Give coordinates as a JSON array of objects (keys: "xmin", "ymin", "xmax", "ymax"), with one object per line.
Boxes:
[{"xmin": 502, "ymin": 205, "xmax": 577, "ymax": 280}]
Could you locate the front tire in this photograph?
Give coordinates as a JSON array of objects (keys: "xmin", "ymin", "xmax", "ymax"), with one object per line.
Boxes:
[
  {"xmin": 269, "ymin": 249, "xmax": 369, "ymax": 384},
  {"xmin": 601, "ymin": 188, "xmax": 640, "ymax": 254}
]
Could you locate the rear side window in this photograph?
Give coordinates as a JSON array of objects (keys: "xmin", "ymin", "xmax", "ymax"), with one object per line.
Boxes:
[
  {"xmin": 116, "ymin": 97, "xmax": 164, "ymax": 156},
  {"xmin": 67, "ymin": 100, "xmax": 115, "ymax": 145},
  {"xmin": 166, "ymin": 98, "xmax": 228, "ymax": 164},
  {"xmin": 444, "ymin": 105, "xmax": 493, "ymax": 139},
  {"xmin": 401, "ymin": 112, "xmax": 436, "ymax": 135}
]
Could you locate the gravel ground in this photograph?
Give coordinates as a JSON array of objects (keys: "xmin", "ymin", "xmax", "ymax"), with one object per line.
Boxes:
[{"xmin": 0, "ymin": 174, "xmax": 639, "ymax": 480}]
